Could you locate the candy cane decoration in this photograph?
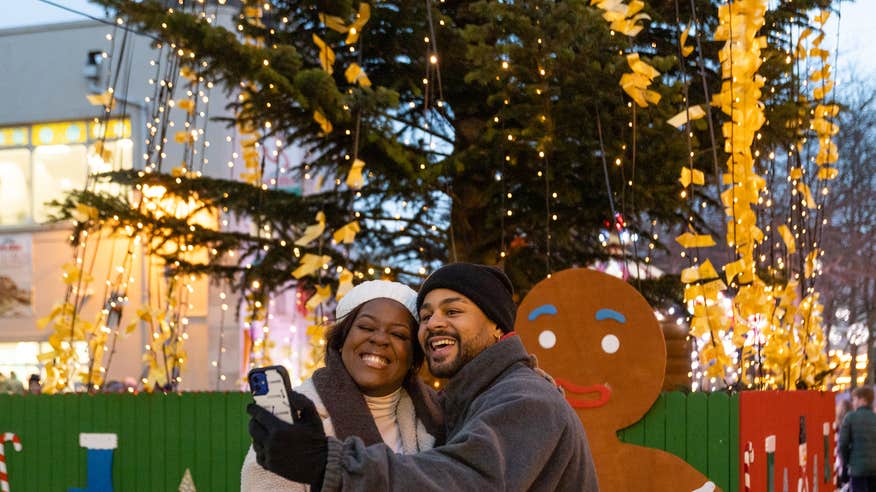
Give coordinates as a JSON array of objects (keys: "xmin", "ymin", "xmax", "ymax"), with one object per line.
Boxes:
[
  {"xmin": 0, "ymin": 433, "xmax": 23, "ymax": 492},
  {"xmin": 743, "ymin": 441, "xmax": 754, "ymax": 492}
]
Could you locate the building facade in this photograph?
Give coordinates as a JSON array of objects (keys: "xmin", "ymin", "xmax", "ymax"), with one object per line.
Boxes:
[{"xmin": 0, "ymin": 18, "xmax": 251, "ymax": 391}]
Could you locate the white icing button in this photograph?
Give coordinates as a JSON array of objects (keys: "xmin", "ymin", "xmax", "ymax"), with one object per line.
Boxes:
[
  {"xmin": 601, "ymin": 334, "xmax": 620, "ymax": 354},
  {"xmin": 538, "ymin": 330, "xmax": 557, "ymax": 349}
]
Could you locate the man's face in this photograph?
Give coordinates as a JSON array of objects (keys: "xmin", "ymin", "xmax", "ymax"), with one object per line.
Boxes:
[{"xmin": 418, "ymin": 288, "xmax": 502, "ymax": 378}]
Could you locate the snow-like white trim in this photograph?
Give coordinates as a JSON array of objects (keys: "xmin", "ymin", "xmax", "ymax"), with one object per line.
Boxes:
[
  {"xmin": 765, "ymin": 435, "xmax": 776, "ymax": 453},
  {"xmin": 79, "ymin": 433, "xmax": 118, "ymax": 450}
]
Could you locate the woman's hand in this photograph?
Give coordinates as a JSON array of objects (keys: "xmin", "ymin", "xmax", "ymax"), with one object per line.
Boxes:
[{"xmin": 248, "ymin": 391, "xmax": 328, "ymax": 489}]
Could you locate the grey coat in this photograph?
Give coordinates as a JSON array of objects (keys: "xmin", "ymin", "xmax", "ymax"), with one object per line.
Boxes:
[
  {"xmin": 839, "ymin": 406, "xmax": 876, "ymax": 477},
  {"xmin": 321, "ymin": 335, "xmax": 599, "ymax": 491}
]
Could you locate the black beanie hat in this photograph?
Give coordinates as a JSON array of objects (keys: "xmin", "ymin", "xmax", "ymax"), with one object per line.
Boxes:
[{"xmin": 416, "ymin": 263, "xmax": 516, "ymax": 333}]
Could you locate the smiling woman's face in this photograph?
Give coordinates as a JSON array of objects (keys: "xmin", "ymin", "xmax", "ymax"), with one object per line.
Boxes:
[{"xmin": 341, "ymin": 298, "xmax": 416, "ymax": 397}]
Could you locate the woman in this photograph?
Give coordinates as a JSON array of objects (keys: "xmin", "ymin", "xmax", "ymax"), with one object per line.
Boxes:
[{"xmin": 241, "ymin": 280, "xmax": 443, "ymax": 491}]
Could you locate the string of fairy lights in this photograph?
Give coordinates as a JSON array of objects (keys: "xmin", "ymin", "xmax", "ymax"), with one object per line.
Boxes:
[
  {"xmin": 39, "ymin": 15, "xmax": 140, "ymax": 393},
  {"xmin": 675, "ymin": 0, "xmax": 844, "ymax": 391},
  {"xmin": 34, "ymin": 0, "xmax": 853, "ymax": 393},
  {"xmin": 590, "ymin": 0, "xmax": 660, "ymax": 284},
  {"xmin": 36, "ymin": 1, "xmax": 237, "ymax": 392}
]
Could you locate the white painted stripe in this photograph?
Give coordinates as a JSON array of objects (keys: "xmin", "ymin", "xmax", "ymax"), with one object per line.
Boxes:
[{"xmin": 79, "ymin": 433, "xmax": 118, "ymax": 450}]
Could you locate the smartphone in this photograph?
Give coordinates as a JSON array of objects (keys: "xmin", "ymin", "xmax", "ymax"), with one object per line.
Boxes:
[{"xmin": 247, "ymin": 365, "xmax": 295, "ymax": 424}]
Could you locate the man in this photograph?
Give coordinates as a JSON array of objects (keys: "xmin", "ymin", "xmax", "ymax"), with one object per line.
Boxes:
[
  {"xmin": 248, "ymin": 262, "xmax": 599, "ymax": 491},
  {"xmin": 27, "ymin": 374, "xmax": 41, "ymax": 395},
  {"xmin": 839, "ymin": 386, "xmax": 876, "ymax": 491}
]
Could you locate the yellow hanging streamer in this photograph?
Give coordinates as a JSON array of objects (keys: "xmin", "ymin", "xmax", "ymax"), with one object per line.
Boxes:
[
  {"xmin": 295, "ymin": 211, "xmax": 327, "ymax": 246},
  {"xmin": 292, "ymin": 254, "xmax": 332, "ymax": 279},
  {"xmin": 312, "ymin": 34, "xmax": 336, "ymax": 74},
  {"xmin": 313, "ymin": 110, "xmax": 333, "ymax": 135},
  {"xmin": 344, "ymin": 63, "xmax": 372, "ymax": 87},
  {"xmin": 335, "ymin": 269, "xmax": 355, "ymax": 300},
  {"xmin": 346, "ymin": 158, "xmax": 366, "ymax": 189},
  {"xmin": 332, "ymin": 221, "xmax": 360, "ymax": 244}
]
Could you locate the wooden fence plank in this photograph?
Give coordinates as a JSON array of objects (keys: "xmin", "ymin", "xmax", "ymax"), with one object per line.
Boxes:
[
  {"xmin": 48, "ymin": 393, "xmax": 65, "ymax": 491},
  {"xmin": 686, "ymin": 391, "xmax": 709, "ymax": 477},
  {"xmin": 194, "ymin": 392, "xmax": 213, "ymax": 491},
  {"xmin": 728, "ymin": 393, "xmax": 740, "ymax": 492},
  {"xmin": 179, "ymin": 392, "xmax": 198, "ymax": 489},
  {"xmin": 165, "ymin": 392, "xmax": 183, "ymax": 489},
  {"xmin": 115, "ymin": 392, "xmax": 137, "ymax": 491},
  {"xmin": 707, "ymin": 392, "xmax": 731, "ymax": 491},
  {"xmin": 151, "ymin": 392, "xmax": 168, "ymax": 490},
  {"xmin": 34, "ymin": 394, "xmax": 52, "ymax": 491},
  {"xmin": 134, "ymin": 392, "xmax": 151, "ymax": 492},
  {"xmin": 64, "ymin": 394, "xmax": 83, "ymax": 488},
  {"xmin": 227, "ymin": 392, "xmax": 242, "ymax": 488},
  {"xmin": 228, "ymin": 392, "xmax": 250, "ymax": 488},
  {"xmin": 644, "ymin": 393, "xmax": 667, "ymax": 450},
  {"xmin": 664, "ymin": 391, "xmax": 688, "ymax": 460},
  {"xmin": 619, "ymin": 412, "xmax": 647, "ymax": 445}
]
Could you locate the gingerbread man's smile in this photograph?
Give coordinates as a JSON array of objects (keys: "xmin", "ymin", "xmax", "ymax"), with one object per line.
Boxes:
[{"xmin": 555, "ymin": 379, "xmax": 612, "ymax": 408}]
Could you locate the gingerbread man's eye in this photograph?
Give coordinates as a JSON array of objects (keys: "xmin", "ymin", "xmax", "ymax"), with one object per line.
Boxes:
[
  {"xmin": 539, "ymin": 330, "xmax": 557, "ymax": 349},
  {"xmin": 601, "ymin": 334, "xmax": 620, "ymax": 354}
]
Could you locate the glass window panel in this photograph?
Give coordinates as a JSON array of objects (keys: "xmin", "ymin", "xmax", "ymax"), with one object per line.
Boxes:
[
  {"xmin": 32, "ymin": 121, "xmax": 87, "ymax": 146},
  {"xmin": 32, "ymin": 144, "xmax": 87, "ymax": 223},
  {"xmin": 89, "ymin": 118, "xmax": 132, "ymax": 140},
  {"xmin": 88, "ymin": 138, "xmax": 133, "ymax": 197},
  {"xmin": 0, "ymin": 148, "xmax": 31, "ymax": 225},
  {"xmin": 0, "ymin": 127, "xmax": 29, "ymax": 148}
]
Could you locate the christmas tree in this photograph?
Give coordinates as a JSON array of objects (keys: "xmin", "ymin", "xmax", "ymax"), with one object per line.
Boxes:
[{"xmin": 42, "ymin": 0, "xmax": 841, "ymax": 389}]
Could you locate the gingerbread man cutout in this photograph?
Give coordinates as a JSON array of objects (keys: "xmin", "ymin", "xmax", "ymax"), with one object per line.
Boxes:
[{"xmin": 517, "ymin": 268, "xmax": 718, "ymax": 492}]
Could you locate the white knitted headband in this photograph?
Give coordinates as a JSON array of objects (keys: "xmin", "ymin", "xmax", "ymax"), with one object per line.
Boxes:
[{"xmin": 335, "ymin": 280, "xmax": 418, "ymax": 321}]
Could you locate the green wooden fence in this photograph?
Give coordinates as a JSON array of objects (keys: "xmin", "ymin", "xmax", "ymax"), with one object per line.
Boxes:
[
  {"xmin": 619, "ymin": 391, "xmax": 740, "ymax": 492},
  {"xmin": 0, "ymin": 391, "xmax": 738, "ymax": 491},
  {"xmin": 0, "ymin": 392, "xmax": 250, "ymax": 492}
]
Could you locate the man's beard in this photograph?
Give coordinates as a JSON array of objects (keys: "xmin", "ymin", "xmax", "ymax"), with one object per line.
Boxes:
[{"xmin": 427, "ymin": 339, "xmax": 480, "ymax": 379}]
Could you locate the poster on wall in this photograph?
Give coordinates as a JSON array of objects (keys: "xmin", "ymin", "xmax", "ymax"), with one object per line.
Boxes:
[{"xmin": 0, "ymin": 234, "xmax": 33, "ymax": 317}]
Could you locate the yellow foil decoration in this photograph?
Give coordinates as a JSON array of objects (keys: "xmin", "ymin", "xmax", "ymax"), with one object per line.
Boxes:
[
  {"xmin": 295, "ymin": 211, "xmax": 327, "ymax": 246},
  {"xmin": 675, "ymin": 232, "xmax": 716, "ymax": 249},
  {"xmin": 346, "ymin": 158, "xmax": 366, "ymax": 189},
  {"xmin": 332, "ymin": 221, "xmax": 361, "ymax": 244},
  {"xmin": 335, "ymin": 269, "xmax": 355, "ymax": 300},
  {"xmin": 292, "ymin": 254, "xmax": 332, "ymax": 279},
  {"xmin": 312, "ymin": 34, "xmax": 335, "ymax": 74},
  {"xmin": 313, "ymin": 110, "xmax": 333, "ymax": 135}
]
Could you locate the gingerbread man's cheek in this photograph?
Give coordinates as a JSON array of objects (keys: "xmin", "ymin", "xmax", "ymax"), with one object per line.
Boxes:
[
  {"xmin": 601, "ymin": 334, "xmax": 620, "ymax": 354},
  {"xmin": 539, "ymin": 330, "xmax": 557, "ymax": 349}
]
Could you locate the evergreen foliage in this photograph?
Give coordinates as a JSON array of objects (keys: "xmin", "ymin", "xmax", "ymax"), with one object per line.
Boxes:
[{"xmin": 72, "ymin": 0, "xmax": 834, "ymax": 303}]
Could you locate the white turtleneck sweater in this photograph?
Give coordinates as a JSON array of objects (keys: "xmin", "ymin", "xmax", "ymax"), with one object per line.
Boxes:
[{"xmin": 364, "ymin": 387, "xmax": 403, "ymax": 453}]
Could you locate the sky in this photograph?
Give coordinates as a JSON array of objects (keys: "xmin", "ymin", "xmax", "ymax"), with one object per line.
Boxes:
[
  {"xmin": 0, "ymin": 0, "xmax": 876, "ymax": 73},
  {"xmin": 4, "ymin": 0, "xmax": 875, "ymax": 76}
]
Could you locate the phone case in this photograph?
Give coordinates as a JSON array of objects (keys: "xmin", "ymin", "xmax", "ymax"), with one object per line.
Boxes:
[{"xmin": 248, "ymin": 365, "xmax": 295, "ymax": 424}]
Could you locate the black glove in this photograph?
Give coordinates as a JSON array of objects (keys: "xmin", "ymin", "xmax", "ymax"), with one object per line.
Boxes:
[{"xmin": 248, "ymin": 390, "xmax": 328, "ymax": 489}]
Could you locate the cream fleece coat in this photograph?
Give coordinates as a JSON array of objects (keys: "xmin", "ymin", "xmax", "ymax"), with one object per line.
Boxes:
[{"xmin": 241, "ymin": 378, "xmax": 436, "ymax": 491}]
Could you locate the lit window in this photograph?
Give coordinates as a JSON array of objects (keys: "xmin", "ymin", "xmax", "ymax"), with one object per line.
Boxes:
[{"xmin": 0, "ymin": 118, "xmax": 132, "ymax": 226}]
